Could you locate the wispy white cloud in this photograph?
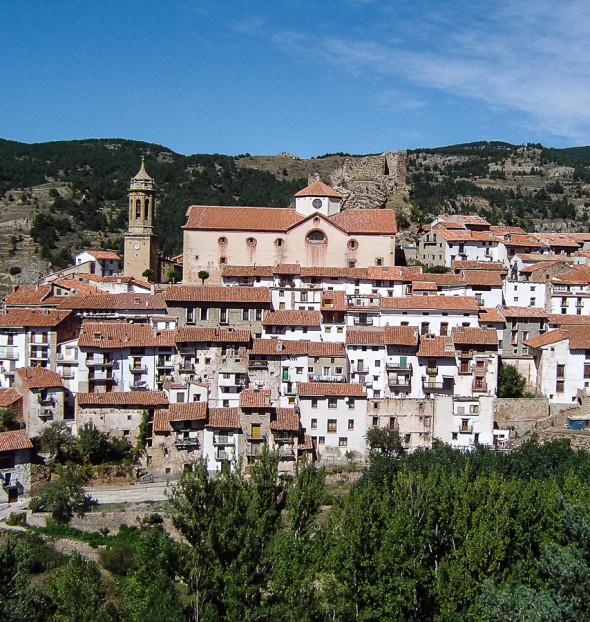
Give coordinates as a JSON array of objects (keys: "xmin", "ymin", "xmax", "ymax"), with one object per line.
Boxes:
[{"xmin": 270, "ymin": 0, "xmax": 590, "ymax": 141}]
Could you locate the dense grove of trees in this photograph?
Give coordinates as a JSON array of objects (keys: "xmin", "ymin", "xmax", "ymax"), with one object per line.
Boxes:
[{"xmin": 4, "ymin": 439, "xmax": 590, "ymax": 620}]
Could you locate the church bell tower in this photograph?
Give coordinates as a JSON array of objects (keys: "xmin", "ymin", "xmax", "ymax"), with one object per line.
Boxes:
[{"xmin": 123, "ymin": 157, "xmax": 159, "ymax": 279}]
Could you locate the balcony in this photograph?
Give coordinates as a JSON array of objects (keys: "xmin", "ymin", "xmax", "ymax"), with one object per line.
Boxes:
[
  {"xmin": 426, "ymin": 367, "xmax": 438, "ymax": 376},
  {"xmin": 386, "ymin": 362, "xmax": 413, "ymax": 372},
  {"xmin": 388, "ymin": 376, "xmax": 411, "ymax": 390},
  {"xmin": 179, "ymin": 362, "xmax": 195, "ymax": 373},
  {"xmin": 38, "ymin": 397, "xmax": 55, "ymax": 406},
  {"xmin": 0, "ymin": 347, "xmax": 18, "ymax": 360},
  {"xmin": 277, "ymin": 446, "xmax": 295, "ymax": 459},
  {"xmin": 213, "ymin": 435, "xmax": 232, "ymax": 445},
  {"xmin": 422, "ymin": 379, "xmax": 454, "ymax": 393},
  {"xmin": 60, "ymin": 369, "xmax": 75, "ymax": 379},
  {"xmin": 129, "ymin": 365, "xmax": 148, "ymax": 374},
  {"xmin": 248, "ymin": 360, "xmax": 268, "ymax": 370},
  {"xmin": 175, "ymin": 436, "xmax": 199, "ymax": 448},
  {"xmin": 156, "ymin": 359, "xmax": 174, "ymax": 369},
  {"xmin": 353, "ymin": 317, "xmax": 374, "ymax": 326},
  {"xmin": 247, "ymin": 443, "xmax": 265, "ymax": 457},
  {"xmin": 39, "ymin": 408, "xmax": 54, "ymax": 419},
  {"xmin": 88, "ymin": 375, "xmax": 114, "ymax": 384},
  {"xmin": 273, "ymin": 434, "xmax": 294, "ymax": 444},
  {"xmin": 308, "ymin": 374, "xmax": 345, "ymax": 383},
  {"xmin": 130, "ymin": 383, "xmax": 148, "ymax": 391},
  {"xmin": 457, "ymin": 424, "xmax": 474, "ymax": 434},
  {"xmin": 472, "ymin": 378, "xmax": 488, "ymax": 392},
  {"xmin": 216, "ymin": 450, "xmax": 232, "ymax": 461},
  {"xmin": 86, "ymin": 359, "xmax": 118, "ymax": 368}
]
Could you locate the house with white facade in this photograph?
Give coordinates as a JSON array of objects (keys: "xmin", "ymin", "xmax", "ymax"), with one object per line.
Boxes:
[{"xmin": 74, "ymin": 250, "xmax": 121, "ymax": 277}]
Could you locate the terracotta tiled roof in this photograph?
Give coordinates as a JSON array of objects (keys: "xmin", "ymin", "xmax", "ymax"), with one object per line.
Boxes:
[
  {"xmin": 167, "ymin": 402, "xmax": 207, "ymax": 421},
  {"xmin": 530, "ymin": 233, "xmax": 580, "ymax": 248},
  {"xmin": 262, "ymin": 310, "xmax": 321, "ymax": 326},
  {"xmin": 459, "ymin": 270, "xmax": 503, "ymax": 286},
  {"xmin": 409, "ymin": 273, "xmax": 461, "ymax": 285},
  {"xmin": 434, "ymin": 221, "xmax": 465, "ymax": 230},
  {"xmin": 85, "ymin": 250, "xmax": 121, "ymax": 260},
  {"xmin": 346, "ymin": 330, "xmax": 384, "ymax": 345},
  {"xmin": 0, "ymin": 430, "xmax": 33, "ymax": 452},
  {"xmin": 53, "ymin": 279, "xmax": 101, "ymax": 295},
  {"xmin": 516, "ymin": 253, "xmax": 572, "ymax": 262},
  {"xmin": 451, "ymin": 260, "xmax": 508, "ymax": 272},
  {"xmin": 165, "ymin": 285, "xmax": 271, "ymax": 304},
  {"xmin": 207, "ymin": 408, "xmax": 241, "ymax": 429},
  {"xmin": 552, "ymin": 272, "xmax": 590, "ymax": 285},
  {"xmin": 184, "ymin": 205, "xmax": 303, "ymax": 231},
  {"xmin": 565, "ymin": 233, "xmax": 590, "ymax": 242},
  {"xmin": 321, "ymin": 290, "xmax": 347, "ymax": 311},
  {"xmin": 523, "ymin": 330, "xmax": 568, "ymax": 349},
  {"xmin": 412, "ymin": 281, "xmax": 437, "ymax": 291},
  {"xmin": 300, "ymin": 267, "xmax": 368, "ymax": 278},
  {"xmin": 294, "ymin": 181, "xmax": 342, "ymax": 198},
  {"xmin": 239, "ymin": 388, "xmax": 272, "ymax": 408},
  {"xmin": 0, "ymin": 308, "xmax": 72, "ymax": 327},
  {"xmin": 382, "ymin": 296, "xmax": 479, "ymax": 311},
  {"xmin": 298, "ymin": 433, "xmax": 314, "ymax": 451},
  {"xmin": 547, "ymin": 314, "xmax": 590, "ymax": 326},
  {"xmin": 383, "ymin": 325, "xmax": 419, "ymax": 346},
  {"xmin": 489, "ymin": 226, "xmax": 527, "ymax": 235},
  {"xmin": 4, "ymin": 285, "xmax": 53, "ymax": 306},
  {"xmin": 519, "ymin": 261, "xmax": 561, "ymax": 273},
  {"xmin": 435, "ymin": 230, "xmax": 501, "ymax": 242},
  {"xmin": 451, "ymin": 326, "xmax": 498, "ymax": 346},
  {"xmin": 479, "ymin": 307, "xmax": 506, "ymax": 323},
  {"xmin": 417, "ymin": 336, "xmax": 456, "ymax": 358},
  {"xmin": 221, "ymin": 266, "xmax": 274, "ymax": 277},
  {"xmin": 439, "ymin": 214, "xmax": 491, "ymax": 227},
  {"xmin": 328, "ymin": 209, "xmax": 397, "ymax": 234},
  {"xmin": 59, "ymin": 293, "xmax": 166, "ymax": 311},
  {"xmin": 274, "ymin": 263, "xmax": 301, "ymax": 275},
  {"xmin": 78, "ymin": 323, "xmax": 176, "ymax": 348},
  {"xmin": 152, "ymin": 410, "xmax": 171, "ymax": 433},
  {"xmin": 0, "ymin": 388, "xmax": 22, "ymax": 408},
  {"xmin": 365, "ymin": 266, "xmax": 422, "ymax": 279},
  {"xmin": 270, "ymin": 408, "xmax": 301, "ymax": 432},
  {"xmin": 16, "ymin": 368, "xmax": 64, "ymax": 389},
  {"xmin": 76, "ymin": 392, "xmax": 169, "ymax": 407},
  {"xmin": 307, "ymin": 342, "xmax": 346, "ymax": 356},
  {"xmin": 248, "ymin": 340, "xmax": 345, "ymax": 356},
  {"xmin": 504, "ymin": 234, "xmax": 548, "ymax": 248},
  {"xmin": 297, "ymin": 382, "xmax": 367, "ymax": 397},
  {"xmin": 499, "ymin": 306, "xmax": 547, "ymax": 318},
  {"xmin": 175, "ymin": 327, "xmax": 251, "ymax": 344}
]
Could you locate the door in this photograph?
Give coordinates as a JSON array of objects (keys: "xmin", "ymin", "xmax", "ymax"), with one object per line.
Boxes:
[
  {"xmin": 251, "ymin": 424, "xmax": 261, "ymax": 439},
  {"xmin": 8, "ymin": 487, "xmax": 18, "ymax": 503}
]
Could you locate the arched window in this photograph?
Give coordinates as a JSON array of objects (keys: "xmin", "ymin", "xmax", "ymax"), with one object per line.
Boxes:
[
  {"xmin": 144, "ymin": 199, "xmax": 150, "ymax": 220},
  {"xmin": 135, "ymin": 199, "xmax": 141, "ymax": 218},
  {"xmin": 306, "ymin": 230, "xmax": 326, "ymax": 243}
]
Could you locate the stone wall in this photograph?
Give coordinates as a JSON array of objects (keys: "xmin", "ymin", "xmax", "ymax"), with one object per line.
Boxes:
[
  {"xmin": 495, "ymin": 397, "xmax": 549, "ymax": 438},
  {"xmin": 328, "ymin": 151, "xmax": 409, "ymax": 211}
]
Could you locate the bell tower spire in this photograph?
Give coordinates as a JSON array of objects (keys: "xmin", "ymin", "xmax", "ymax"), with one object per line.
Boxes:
[{"xmin": 123, "ymin": 157, "xmax": 159, "ymax": 279}]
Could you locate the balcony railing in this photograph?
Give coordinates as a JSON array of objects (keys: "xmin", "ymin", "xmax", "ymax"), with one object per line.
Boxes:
[
  {"xmin": 175, "ymin": 437, "xmax": 199, "ymax": 448},
  {"xmin": 388, "ymin": 377, "xmax": 411, "ymax": 390},
  {"xmin": 38, "ymin": 397, "xmax": 55, "ymax": 406},
  {"xmin": 213, "ymin": 435, "xmax": 232, "ymax": 445},
  {"xmin": 130, "ymin": 383, "xmax": 148, "ymax": 391},
  {"xmin": 308, "ymin": 374, "xmax": 345, "ymax": 383},
  {"xmin": 248, "ymin": 360, "xmax": 268, "ymax": 370},
  {"xmin": 353, "ymin": 317, "xmax": 374, "ymax": 326},
  {"xmin": 457, "ymin": 425, "xmax": 474, "ymax": 434},
  {"xmin": 86, "ymin": 360, "xmax": 118, "ymax": 368},
  {"xmin": 129, "ymin": 365, "xmax": 148, "ymax": 374},
  {"xmin": 426, "ymin": 367, "xmax": 438, "ymax": 375},
  {"xmin": 179, "ymin": 363, "xmax": 195, "ymax": 373},
  {"xmin": 423, "ymin": 379, "xmax": 454, "ymax": 392},
  {"xmin": 277, "ymin": 446, "xmax": 295, "ymax": 459},
  {"xmin": 247, "ymin": 444, "xmax": 264, "ymax": 457},
  {"xmin": 216, "ymin": 450, "xmax": 232, "ymax": 461},
  {"xmin": 156, "ymin": 359, "xmax": 174, "ymax": 368},
  {"xmin": 0, "ymin": 347, "xmax": 18, "ymax": 360}
]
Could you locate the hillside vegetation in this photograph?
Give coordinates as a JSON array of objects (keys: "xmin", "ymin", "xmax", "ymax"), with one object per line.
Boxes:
[{"xmin": 2, "ymin": 138, "xmax": 590, "ymax": 291}]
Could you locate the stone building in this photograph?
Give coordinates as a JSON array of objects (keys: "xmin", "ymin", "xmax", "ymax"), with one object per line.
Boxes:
[{"xmin": 0, "ymin": 430, "xmax": 33, "ymax": 503}]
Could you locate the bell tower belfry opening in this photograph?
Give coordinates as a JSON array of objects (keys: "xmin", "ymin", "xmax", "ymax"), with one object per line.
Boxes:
[{"xmin": 123, "ymin": 157, "xmax": 159, "ymax": 279}]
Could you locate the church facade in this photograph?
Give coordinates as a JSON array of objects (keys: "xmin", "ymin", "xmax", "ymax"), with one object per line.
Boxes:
[{"xmin": 182, "ymin": 181, "xmax": 397, "ymax": 284}]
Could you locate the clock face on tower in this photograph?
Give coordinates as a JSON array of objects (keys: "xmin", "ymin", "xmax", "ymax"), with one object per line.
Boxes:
[
  {"xmin": 312, "ymin": 199, "xmax": 322, "ymax": 209},
  {"xmin": 134, "ymin": 243, "xmax": 140, "ymax": 250}
]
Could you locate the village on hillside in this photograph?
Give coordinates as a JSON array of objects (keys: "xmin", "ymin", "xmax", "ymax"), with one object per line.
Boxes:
[{"xmin": 2, "ymin": 157, "xmax": 590, "ymax": 504}]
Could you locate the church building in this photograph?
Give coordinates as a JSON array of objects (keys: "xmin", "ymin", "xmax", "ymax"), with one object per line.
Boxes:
[
  {"xmin": 182, "ymin": 181, "xmax": 397, "ymax": 284},
  {"xmin": 123, "ymin": 158, "xmax": 159, "ymax": 279}
]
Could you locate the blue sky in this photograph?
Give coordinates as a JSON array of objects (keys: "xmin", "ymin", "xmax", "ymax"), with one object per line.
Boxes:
[{"xmin": 2, "ymin": 0, "xmax": 589, "ymax": 157}]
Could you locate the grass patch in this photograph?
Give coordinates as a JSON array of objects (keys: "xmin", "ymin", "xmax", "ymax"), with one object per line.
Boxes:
[{"xmin": 30, "ymin": 522, "xmax": 142, "ymax": 549}]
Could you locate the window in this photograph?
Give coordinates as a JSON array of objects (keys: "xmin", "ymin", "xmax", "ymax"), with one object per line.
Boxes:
[
  {"xmin": 296, "ymin": 367, "xmax": 303, "ymax": 374},
  {"xmin": 308, "ymin": 366, "xmax": 314, "ymax": 373},
  {"xmin": 372, "ymin": 416, "xmax": 379, "ymax": 426},
  {"xmin": 275, "ymin": 238, "xmax": 284, "ymax": 247},
  {"xmin": 219, "ymin": 308, "xmax": 228, "ymax": 324},
  {"xmin": 339, "ymin": 437, "xmax": 348, "ymax": 447},
  {"xmin": 327, "ymin": 420, "xmax": 337, "ymax": 433},
  {"xmin": 348, "ymin": 419, "xmax": 354, "ymax": 430},
  {"xmin": 348, "ymin": 239, "xmax": 358, "ymax": 249},
  {"xmin": 556, "ymin": 380, "xmax": 565, "ymax": 393},
  {"xmin": 186, "ymin": 308, "xmax": 195, "ymax": 324},
  {"xmin": 440, "ymin": 322, "xmax": 448, "ymax": 336},
  {"xmin": 311, "ymin": 418, "xmax": 317, "ymax": 429},
  {"xmin": 318, "ymin": 436, "xmax": 325, "ymax": 444},
  {"xmin": 325, "ymin": 326, "xmax": 331, "ymax": 333},
  {"xmin": 348, "ymin": 398, "xmax": 355, "ymax": 409},
  {"xmin": 328, "ymin": 398, "xmax": 337, "ymax": 408},
  {"xmin": 306, "ymin": 230, "xmax": 326, "ymax": 243},
  {"xmin": 219, "ymin": 256, "xmax": 227, "ymax": 264},
  {"xmin": 311, "ymin": 398, "xmax": 318, "ymax": 409},
  {"xmin": 218, "ymin": 236, "xmax": 227, "ymax": 245},
  {"xmin": 405, "ymin": 433, "xmax": 411, "ymax": 444},
  {"xmin": 242, "ymin": 309, "xmax": 250, "ymax": 321},
  {"xmin": 200, "ymin": 307, "xmax": 208, "ymax": 321},
  {"xmin": 256, "ymin": 309, "xmax": 263, "ymax": 321},
  {"xmin": 223, "ymin": 400, "xmax": 229, "ymax": 407},
  {"xmin": 389, "ymin": 417, "xmax": 396, "ymax": 429},
  {"xmin": 335, "ymin": 366, "xmax": 343, "ymax": 374},
  {"xmin": 375, "ymin": 257, "xmax": 384, "ymax": 266}
]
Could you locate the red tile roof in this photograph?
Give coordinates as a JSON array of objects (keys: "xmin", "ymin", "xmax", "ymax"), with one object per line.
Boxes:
[
  {"xmin": 207, "ymin": 408, "xmax": 241, "ymax": 429},
  {"xmin": 85, "ymin": 250, "xmax": 121, "ymax": 260},
  {"xmin": 76, "ymin": 392, "xmax": 169, "ymax": 407},
  {"xmin": 519, "ymin": 261, "xmax": 561, "ymax": 273},
  {"xmin": 365, "ymin": 266, "xmax": 423, "ymax": 279},
  {"xmin": 270, "ymin": 408, "xmax": 301, "ymax": 431},
  {"xmin": 439, "ymin": 214, "xmax": 491, "ymax": 227},
  {"xmin": 274, "ymin": 264, "xmax": 302, "ymax": 275},
  {"xmin": 294, "ymin": 181, "xmax": 342, "ymax": 198},
  {"xmin": 59, "ymin": 293, "xmax": 166, "ymax": 311},
  {"xmin": 531, "ymin": 233, "xmax": 580, "ymax": 248},
  {"xmin": 167, "ymin": 402, "xmax": 207, "ymax": 421},
  {"xmin": 175, "ymin": 327, "xmax": 251, "ymax": 343},
  {"xmin": 504, "ymin": 234, "xmax": 548, "ymax": 248},
  {"xmin": 413, "ymin": 281, "xmax": 437, "ymax": 291},
  {"xmin": 328, "ymin": 209, "xmax": 397, "ymax": 234},
  {"xmin": 262, "ymin": 310, "xmax": 321, "ymax": 326},
  {"xmin": 479, "ymin": 307, "xmax": 506, "ymax": 323},
  {"xmin": 0, "ymin": 430, "xmax": 33, "ymax": 452},
  {"xmin": 165, "ymin": 285, "xmax": 271, "ymax": 304},
  {"xmin": 16, "ymin": 368, "xmax": 64, "ymax": 389},
  {"xmin": 346, "ymin": 330, "xmax": 384, "ymax": 345},
  {"xmin": 53, "ymin": 279, "xmax": 101, "ymax": 295},
  {"xmin": 523, "ymin": 330, "xmax": 568, "ymax": 349},
  {"xmin": 451, "ymin": 326, "xmax": 498, "ymax": 346},
  {"xmin": 417, "ymin": 336, "xmax": 456, "ymax": 358},
  {"xmin": 78, "ymin": 323, "xmax": 176, "ymax": 348},
  {"xmin": 0, "ymin": 308, "xmax": 72, "ymax": 327},
  {"xmin": 184, "ymin": 205, "xmax": 303, "ymax": 232},
  {"xmin": 221, "ymin": 266, "xmax": 274, "ymax": 277},
  {"xmin": 451, "ymin": 260, "xmax": 508, "ymax": 272},
  {"xmin": 152, "ymin": 410, "xmax": 172, "ymax": 433},
  {"xmin": 4, "ymin": 285, "xmax": 53, "ymax": 306},
  {"xmin": 307, "ymin": 342, "xmax": 346, "ymax": 356},
  {"xmin": 382, "ymin": 296, "xmax": 479, "ymax": 311},
  {"xmin": 297, "ymin": 382, "xmax": 367, "ymax": 397},
  {"xmin": 0, "ymin": 389, "xmax": 22, "ymax": 408},
  {"xmin": 499, "ymin": 306, "xmax": 547, "ymax": 318},
  {"xmin": 435, "ymin": 230, "xmax": 501, "ymax": 242},
  {"xmin": 300, "ymin": 267, "xmax": 368, "ymax": 278},
  {"xmin": 321, "ymin": 290, "xmax": 347, "ymax": 311},
  {"xmin": 489, "ymin": 226, "xmax": 527, "ymax": 235},
  {"xmin": 383, "ymin": 325, "xmax": 419, "ymax": 346},
  {"xmin": 547, "ymin": 314, "xmax": 590, "ymax": 326},
  {"xmin": 239, "ymin": 388, "xmax": 272, "ymax": 408},
  {"xmin": 459, "ymin": 270, "xmax": 503, "ymax": 286},
  {"xmin": 526, "ymin": 326, "xmax": 590, "ymax": 350},
  {"xmin": 248, "ymin": 339, "xmax": 345, "ymax": 356}
]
